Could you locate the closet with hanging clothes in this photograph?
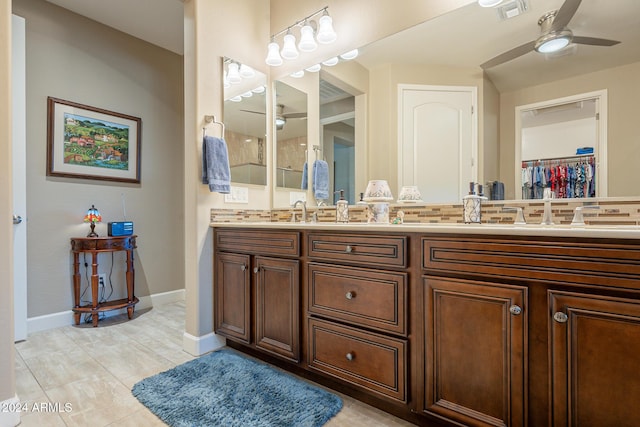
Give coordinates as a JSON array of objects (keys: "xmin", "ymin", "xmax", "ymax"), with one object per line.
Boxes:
[{"xmin": 521, "ymin": 155, "xmax": 595, "ymax": 200}]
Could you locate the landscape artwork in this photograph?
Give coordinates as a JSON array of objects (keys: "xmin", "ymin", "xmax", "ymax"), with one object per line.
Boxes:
[{"xmin": 47, "ymin": 97, "xmax": 142, "ymax": 183}]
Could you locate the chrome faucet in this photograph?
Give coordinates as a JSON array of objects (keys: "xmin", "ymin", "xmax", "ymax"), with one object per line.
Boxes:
[
  {"xmin": 503, "ymin": 207, "xmax": 526, "ymax": 225},
  {"xmin": 541, "ymin": 198, "xmax": 554, "ymax": 225},
  {"xmin": 292, "ymin": 200, "xmax": 307, "ymax": 223},
  {"xmin": 571, "ymin": 205, "xmax": 600, "ymax": 226}
]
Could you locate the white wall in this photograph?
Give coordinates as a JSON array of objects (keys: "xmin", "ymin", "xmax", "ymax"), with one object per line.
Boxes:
[{"xmin": 522, "ymin": 118, "xmax": 596, "ymax": 160}]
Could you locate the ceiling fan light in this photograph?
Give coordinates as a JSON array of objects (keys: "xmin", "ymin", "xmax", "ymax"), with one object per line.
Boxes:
[
  {"xmin": 316, "ymin": 13, "xmax": 337, "ymax": 44},
  {"xmin": 227, "ymin": 62, "xmax": 242, "ymax": 84},
  {"xmin": 298, "ymin": 24, "xmax": 317, "ymax": 52},
  {"xmin": 265, "ymin": 41, "xmax": 283, "ymax": 66},
  {"xmin": 281, "ymin": 33, "xmax": 299, "ymax": 60},
  {"xmin": 275, "ymin": 116, "xmax": 286, "ymax": 130},
  {"xmin": 535, "ymin": 31, "xmax": 572, "ymax": 53},
  {"xmin": 478, "ymin": 0, "xmax": 504, "ymax": 7}
]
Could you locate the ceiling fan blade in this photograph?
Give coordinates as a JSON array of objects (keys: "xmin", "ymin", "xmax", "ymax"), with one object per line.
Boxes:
[
  {"xmin": 550, "ymin": 0, "xmax": 582, "ymax": 32},
  {"xmin": 572, "ymin": 36, "xmax": 620, "ymax": 47},
  {"xmin": 480, "ymin": 40, "xmax": 536, "ymax": 69},
  {"xmin": 283, "ymin": 112, "xmax": 307, "ymax": 119},
  {"xmin": 239, "ymin": 109, "xmax": 266, "ymax": 115}
]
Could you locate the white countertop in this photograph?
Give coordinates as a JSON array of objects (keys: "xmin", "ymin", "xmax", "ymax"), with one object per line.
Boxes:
[{"xmin": 210, "ymin": 221, "xmax": 640, "ymax": 240}]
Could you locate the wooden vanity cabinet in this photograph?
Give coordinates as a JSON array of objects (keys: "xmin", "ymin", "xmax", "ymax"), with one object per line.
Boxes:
[
  {"xmin": 214, "ymin": 229, "xmax": 301, "ymax": 362},
  {"xmin": 306, "ymin": 232, "xmax": 409, "ymax": 403}
]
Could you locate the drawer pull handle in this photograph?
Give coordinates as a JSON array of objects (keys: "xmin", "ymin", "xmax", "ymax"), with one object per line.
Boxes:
[
  {"xmin": 240, "ymin": 264, "xmax": 247, "ymax": 272},
  {"xmin": 345, "ymin": 245, "xmax": 353, "ymax": 253},
  {"xmin": 346, "ymin": 352, "xmax": 355, "ymax": 361},
  {"xmin": 509, "ymin": 305, "xmax": 522, "ymax": 315},
  {"xmin": 345, "ymin": 291, "xmax": 356, "ymax": 300},
  {"xmin": 553, "ymin": 311, "xmax": 568, "ymax": 323}
]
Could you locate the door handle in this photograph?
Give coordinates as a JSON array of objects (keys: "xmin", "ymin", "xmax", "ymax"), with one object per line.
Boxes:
[{"xmin": 13, "ymin": 215, "xmax": 23, "ymax": 225}]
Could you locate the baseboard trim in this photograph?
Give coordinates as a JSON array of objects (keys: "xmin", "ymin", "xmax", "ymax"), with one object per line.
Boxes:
[
  {"xmin": 0, "ymin": 395, "xmax": 20, "ymax": 427},
  {"xmin": 26, "ymin": 289, "xmax": 185, "ymax": 335},
  {"xmin": 182, "ymin": 331, "xmax": 226, "ymax": 357}
]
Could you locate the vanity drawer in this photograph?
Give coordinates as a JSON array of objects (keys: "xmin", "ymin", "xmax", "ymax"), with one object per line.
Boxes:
[
  {"xmin": 215, "ymin": 229, "xmax": 300, "ymax": 257},
  {"xmin": 308, "ymin": 318, "xmax": 407, "ymax": 402},
  {"xmin": 307, "ymin": 233, "xmax": 407, "ymax": 268},
  {"xmin": 423, "ymin": 236, "xmax": 640, "ymax": 291},
  {"xmin": 308, "ymin": 263, "xmax": 407, "ymax": 336}
]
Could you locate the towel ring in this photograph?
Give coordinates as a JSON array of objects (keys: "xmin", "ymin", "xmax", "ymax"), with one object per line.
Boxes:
[{"xmin": 203, "ymin": 115, "xmax": 225, "ymax": 138}]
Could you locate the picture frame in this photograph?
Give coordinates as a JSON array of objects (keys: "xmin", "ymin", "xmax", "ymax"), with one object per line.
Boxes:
[{"xmin": 46, "ymin": 96, "xmax": 142, "ymax": 183}]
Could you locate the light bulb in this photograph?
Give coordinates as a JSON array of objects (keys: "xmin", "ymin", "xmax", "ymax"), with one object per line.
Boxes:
[
  {"xmin": 265, "ymin": 41, "xmax": 283, "ymax": 66},
  {"xmin": 241, "ymin": 91, "xmax": 253, "ymax": 98},
  {"xmin": 227, "ymin": 62, "xmax": 241, "ymax": 84},
  {"xmin": 298, "ymin": 23, "xmax": 317, "ymax": 52},
  {"xmin": 290, "ymin": 70, "xmax": 305, "ymax": 78},
  {"xmin": 229, "ymin": 95, "xmax": 242, "ymax": 102},
  {"xmin": 252, "ymin": 85, "xmax": 266, "ymax": 94},
  {"xmin": 239, "ymin": 63, "xmax": 255, "ymax": 78},
  {"xmin": 316, "ymin": 13, "xmax": 337, "ymax": 44},
  {"xmin": 281, "ymin": 33, "xmax": 299, "ymax": 60}
]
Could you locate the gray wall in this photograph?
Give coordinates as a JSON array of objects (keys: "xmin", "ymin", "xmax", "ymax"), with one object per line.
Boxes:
[{"xmin": 12, "ymin": 0, "xmax": 184, "ymax": 318}]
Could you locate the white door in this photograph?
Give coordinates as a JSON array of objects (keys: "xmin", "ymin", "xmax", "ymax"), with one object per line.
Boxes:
[
  {"xmin": 13, "ymin": 15, "xmax": 27, "ymax": 342},
  {"xmin": 399, "ymin": 85, "xmax": 476, "ymax": 203}
]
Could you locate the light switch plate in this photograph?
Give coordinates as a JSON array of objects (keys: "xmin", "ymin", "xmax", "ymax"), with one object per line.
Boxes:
[{"xmin": 224, "ymin": 186, "xmax": 249, "ymax": 204}]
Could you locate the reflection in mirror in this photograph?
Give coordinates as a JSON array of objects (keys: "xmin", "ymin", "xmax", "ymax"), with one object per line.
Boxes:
[
  {"xmin": 223, "ymin": 58, "xmax": 267, "ymax": 185},
  {"xmin": 319, "ymin": 77, "xmax": 355, "ymax": 204},
  {"xmin": 275, "ymin": 80, "xmax": 307, "ymax": 189}
]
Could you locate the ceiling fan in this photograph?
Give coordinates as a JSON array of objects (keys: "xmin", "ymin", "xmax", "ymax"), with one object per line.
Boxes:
[
  {"xmin": 480, "ymin": 0, "xmax": 620, "ymax": 69},
  {"xmin": 240, "ymin": 104, "xmax": 307, "ymax": 130}
]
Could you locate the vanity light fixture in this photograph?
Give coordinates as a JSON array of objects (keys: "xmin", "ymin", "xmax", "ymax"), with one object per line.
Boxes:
[
  {"xmin": 298, "ymin": 21, "xmax": 318, "ymax": 52},
  {"xmin": 252, "ymin": 85, "xmax": 266, "ymax": 94},
  {"xmin": 265, "ymin": 38, "xmax": 283, "ymax": 66},
  {"xmin": 321, "ymin": 56, "xmax": 339, "ymax": 66},
  {"xmin": 316, "ymin": 10, "xmax": 337, "ymax": 44},
  {"xmin": 281, "ymin": 30, "xmax": 299, "ymax": 60},
  {"xmin": 238, "ymin": 63, "xmax": 255, "ymax": 79},
  {"xmin": 265, "ymin": 6, "xmax": 337, "ymax": 67},
  {"xmin": 290, "ymin": 70, "xmax": 305, "ymax": 78},
  {"xmin": 478, "ymin": 0, "xmax": 504, "ymax": 7},
  {"xmin": 339, "ymin": 49, "xmax": 359, "ymax": 60},
  {"xmin": 226, "ymin": 62, "xmax": 242, "ymax": 84},
  {"xmin": 305, "ymin": 64, "xmax": 322, "ymax": 72}
]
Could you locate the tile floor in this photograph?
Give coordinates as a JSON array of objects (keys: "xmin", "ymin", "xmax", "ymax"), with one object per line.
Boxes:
[{"xmin": 15, "ymin": 300, "xmax": 414, "ymax": 427}]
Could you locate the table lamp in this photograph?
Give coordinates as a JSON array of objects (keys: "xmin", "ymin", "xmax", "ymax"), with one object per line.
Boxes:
[{"xmin": 84, "ymin": 205, "xmax": 102, "ymax": 237}]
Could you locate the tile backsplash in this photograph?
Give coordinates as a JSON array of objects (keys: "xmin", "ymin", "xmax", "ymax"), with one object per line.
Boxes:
[{"xmin": 211, "ymin": 199, "xmax": 640, "ymax": 226}]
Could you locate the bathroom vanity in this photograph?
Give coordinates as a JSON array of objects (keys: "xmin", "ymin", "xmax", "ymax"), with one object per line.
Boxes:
[{"xmin": 212, "ymin": 222, "xmax": 640, "ymax": 427}]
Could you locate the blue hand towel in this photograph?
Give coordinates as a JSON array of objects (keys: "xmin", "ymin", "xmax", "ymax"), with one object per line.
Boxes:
[
  {"xmin": 312, "ymin": 159, "xmax": 329, "ymax": 200},
  {"xmin": 301, "ymin": 161, "xmax": 308, "ymax": 190},
  {"xmin": 201, "ymin": 135, "xmax": 231, "ymax": 193}
]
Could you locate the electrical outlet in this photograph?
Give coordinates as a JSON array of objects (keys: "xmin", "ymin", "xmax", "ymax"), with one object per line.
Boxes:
[{"xmin": 98, "ymin": 274, "xmax": 106, "ymax": 288}]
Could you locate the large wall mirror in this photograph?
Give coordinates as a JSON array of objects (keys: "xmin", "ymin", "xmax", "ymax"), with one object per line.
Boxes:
[
  {"xmin": 274, "ymin": 80, "xmax": 308, "ymax": 189},
  {"xmin": 223, "ymin": 58, "xmax": 267, "ymax": 186}
]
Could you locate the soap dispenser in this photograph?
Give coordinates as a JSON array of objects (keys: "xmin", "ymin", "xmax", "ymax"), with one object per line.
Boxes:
[{"xmin": 335, "ymin": 190, "xmax": 349, "ymax": 223}]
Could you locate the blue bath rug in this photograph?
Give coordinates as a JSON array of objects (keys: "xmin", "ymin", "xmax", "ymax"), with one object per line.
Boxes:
[{"xmin": 132, "ymin": 348, "xmax": 342, "ymax": 427}]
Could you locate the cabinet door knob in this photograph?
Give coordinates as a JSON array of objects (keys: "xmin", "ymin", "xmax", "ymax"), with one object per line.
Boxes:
[
  {"xmin": 553, "ymin": 311, "xmax": 568, "ymax": 323},
  {"xmin": 509, "ymin": 305, "xmax": 522, "ymax": 315},
  {"xmin": 253, "ymin": 267, "xmax": 259, "ymax": 274},
  {"xmin": 345, "ymin": 291, "xmax": 356, "ymax": 300},
  {"xmin": 240, "ymin": 264, "xmax": 247, "ymax": 272},
  {"xmin": 345, "ymin": 245, "xmax": 353, "ymax": 253},
  {"xmin": 346, "ymin": 352, "xmax": 355, "ymax": 361}
]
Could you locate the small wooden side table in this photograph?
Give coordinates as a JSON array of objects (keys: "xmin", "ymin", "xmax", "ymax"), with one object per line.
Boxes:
[{"xmin": 70, "ymin": 235, "xmax": 139, "ymax": 327}]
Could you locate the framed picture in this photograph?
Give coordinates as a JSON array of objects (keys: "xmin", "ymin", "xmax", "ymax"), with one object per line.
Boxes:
[{"xmin": 46, "ymin": 97, "xmax": 142, "ymax": 183}]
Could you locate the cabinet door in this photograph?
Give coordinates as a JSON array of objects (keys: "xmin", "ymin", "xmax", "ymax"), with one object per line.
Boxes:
[
  {"xmin": 550, "ymin": 291, "xmax": 640, "ymax": 427},
  {"xmin": 214, "ymin": 252, "xmax": 250, "ymax": 344},
  {"xmin": 255, "ymin": 256, "xmax": 300, "ymax": 362},
  {"xmin": 423, "ymin": 276, "xmax": 527, "ymax": 427}
]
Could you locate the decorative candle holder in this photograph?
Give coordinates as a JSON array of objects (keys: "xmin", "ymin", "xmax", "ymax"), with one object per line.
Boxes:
[{"xmin": 367, "ymin": 202, "xmax": 390, "ymax": 224}]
